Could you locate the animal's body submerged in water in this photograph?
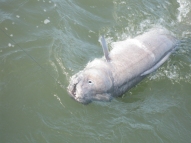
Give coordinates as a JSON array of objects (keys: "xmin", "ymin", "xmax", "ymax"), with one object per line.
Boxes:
[{"xmin": 67, "ymin": 28, "xmax": 178, "ymax": 104}]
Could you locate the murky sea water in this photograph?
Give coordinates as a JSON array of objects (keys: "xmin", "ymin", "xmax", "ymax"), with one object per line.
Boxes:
[{"xmin": 1, "ymin": 0, "xmax": 191, "ymax": 143}]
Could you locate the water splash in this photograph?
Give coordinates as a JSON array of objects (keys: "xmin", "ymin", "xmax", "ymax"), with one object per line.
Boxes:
[
  {"xmin": 149, "ymin": 58, "xmax": 191, "ymax": 84},
  {"xmin": 177, "ymin": 0, "xmax": 191, "ymax": 22}
]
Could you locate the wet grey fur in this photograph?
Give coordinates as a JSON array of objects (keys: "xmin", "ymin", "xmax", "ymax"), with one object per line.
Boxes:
[{"xmin": 67, "ymin": 28, "xmax": 178, "ymax": 104}]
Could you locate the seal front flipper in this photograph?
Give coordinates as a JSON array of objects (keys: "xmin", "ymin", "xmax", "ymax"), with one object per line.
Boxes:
[{"xmin": 141, "ymin": 50, "xmax": 173, "ymax": 76}]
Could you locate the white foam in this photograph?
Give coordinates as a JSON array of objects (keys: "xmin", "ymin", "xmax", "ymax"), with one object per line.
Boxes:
[
  {"xmin": 177, "ymin": 0, "xmax": 190, "ymax": 22},
  {"xmin": 44, "ymin": 19, "xmax": 50, "ymax": 24},
  {"xmin": 16, "ymin": 15, "xmax": 20, "ymax": 18},
  {"xmin": 8, "ymin": 43, "xmax": 12, "ymax": 47},
  {"xmin": 54, "ymin": 94, "xmax": 65, "ymax": 108}
]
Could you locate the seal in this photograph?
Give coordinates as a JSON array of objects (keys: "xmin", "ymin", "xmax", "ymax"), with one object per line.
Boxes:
[{"xmin": 67, "ymin": 28, "xmax": 178, "ymax": 104}]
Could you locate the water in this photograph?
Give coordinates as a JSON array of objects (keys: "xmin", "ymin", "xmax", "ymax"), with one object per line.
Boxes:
[{"xmin": 0, "ymin": 0, "xmax": 191, "ymax": 142}]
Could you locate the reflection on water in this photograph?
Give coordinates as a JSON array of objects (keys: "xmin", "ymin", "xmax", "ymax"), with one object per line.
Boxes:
[{"xmin": 0, "ymin": 0, "xmax": 191, "ymax": 143}]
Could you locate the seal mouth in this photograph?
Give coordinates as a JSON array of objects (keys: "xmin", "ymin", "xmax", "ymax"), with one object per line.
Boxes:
[
  {"xmin": 67, "ymin": 82, "xmax": 78, "ymax": 98},
  {"xmin": 71, "ymin": 83, "xmax": 77, "ymax": 97}
]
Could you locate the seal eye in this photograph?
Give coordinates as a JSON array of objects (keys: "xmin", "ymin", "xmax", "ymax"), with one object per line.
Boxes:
[{"xmin": 88, "ymin": 80, "xmax": 92, "ymax": 84}]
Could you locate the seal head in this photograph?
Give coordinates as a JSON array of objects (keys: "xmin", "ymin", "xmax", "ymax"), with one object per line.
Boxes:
[{"xmin": 67, "ymin": 65, "xmax": 113, "ymax": 104}]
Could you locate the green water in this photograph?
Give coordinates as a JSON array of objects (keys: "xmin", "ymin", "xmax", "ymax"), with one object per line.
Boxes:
[{"xmin": 1, "ymin": 0, "xmax": 191, "ymax": 143}]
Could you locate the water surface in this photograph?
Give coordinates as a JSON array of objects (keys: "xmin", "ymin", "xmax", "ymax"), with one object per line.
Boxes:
[{"xmin": 1, "ymin": 0, "xmax": 191, "ymax": 143}]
